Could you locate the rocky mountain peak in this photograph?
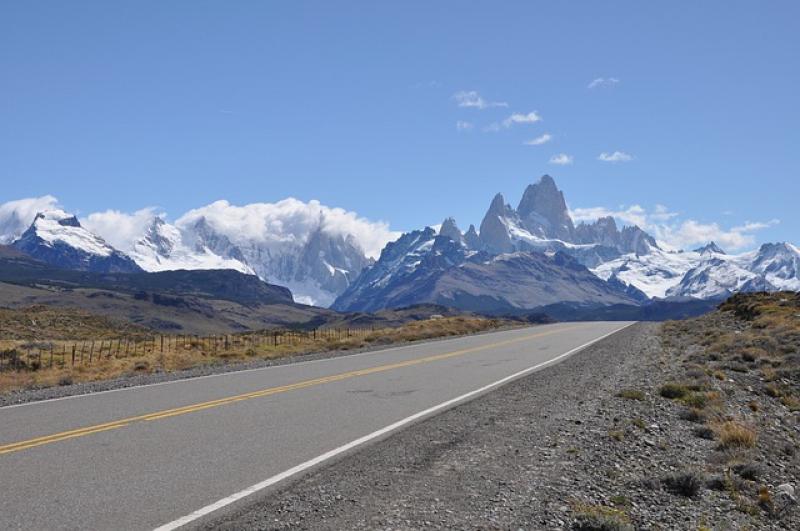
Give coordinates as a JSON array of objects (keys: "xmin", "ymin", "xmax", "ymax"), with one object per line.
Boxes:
[
  {"xmin": 488, "ymin": 193, "xmax": 508, "ymax": 214},
  {"xmin": 479, "ymin": 193, "xmax": 516, "ymax": 253},
  {"xmin": 595, "ymin": 216, "xmax": 618, "ymax": 232},
  {"xmin": 139, "ymin": 216, "xmax": 178, "ymax": 257},
  {"xmin": 619, "ymin": 225, "xmax": 658, "ymax": 256},
  {"xmin": 463, "ymin": 224, "xmax": 482, "ymax": 250},
  {"xmin": 439, "ymin": 217, "xmax": 464, "ymax": 244},
  {"xmin": 516, "ymin": 175, "xmax": 575, "ymax": 240},
  {"xmin": 694, "ymin": 241, "xmax": 726, "ymax": 255}
]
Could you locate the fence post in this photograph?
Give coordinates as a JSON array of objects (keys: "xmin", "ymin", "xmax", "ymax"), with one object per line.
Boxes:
[{"xmin": 71, "ymin": 345, "xmax": 76, "ymax": 366}]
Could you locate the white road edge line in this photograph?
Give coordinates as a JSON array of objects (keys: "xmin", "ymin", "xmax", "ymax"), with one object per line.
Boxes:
[
  {"xmin": 0, "ymin": 323, "xmax": 562, "ymax": 411},
  {"xmin": 153, "ymin": 322, "xmax": 635, "ymax": 531}
]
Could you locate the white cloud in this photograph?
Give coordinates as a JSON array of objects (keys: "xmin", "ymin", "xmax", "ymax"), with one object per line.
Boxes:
[
  {"xmin": 570, "ymin": 204, "xmax": 779, "ymax": 251},
  {"xmin": 176, "ymin": 198, "xmax": 400, "ymax": 259},
  {"xmin": 549, "ymin": 153, "xmax": 574, "ymax": 165},
  {"xmin": 486, "ymin": 111, "xmax": 542, "ymax": 132},
  {"xmin": 598, "ymin": 151, "xmax": 633, "ymax": 162},
  {"xmin": 588, "ymin": 77, "xmax": 620, "ymax": 89},
  {"xmin": 0, "ymin": 195, "xmax": 61, "ymax": 244},
  {"xmin": 456, "ymin": 120, "xmax": 474, "ymax": 131},
  {"xmin": 503, "ymin": 111, "xmax": 541, "ymax": 127},
  {"xmin": 524, "ymin": 133, "xmax": 552, "ymax": 146},
  {"xmin": 82, "ymin": 207, "xmax": 162, "ymax": 253},
  {"xmin": 452, "ymin": 90, "xmax": 508, "ymax": 109}
]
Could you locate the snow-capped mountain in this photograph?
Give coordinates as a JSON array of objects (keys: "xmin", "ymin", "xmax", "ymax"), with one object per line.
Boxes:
[
  {"xmin": 101, "ymin": 199, "xmax": 386, "ymax": 307},
  {"xmin": 333, "ymin": 175, "xmax": 799, "ymax": 312},
  {"xmin": 12, "ymin": 210, "xmax": 142, "ymax": 273},
  {"xmin": 332, "ymin": 225, "xmax": 639, "ymax": 313},
  {"xmin": 476, "ymin": 175, "xmax": 658, "ymax": 265},
  {"xmin": 129, "ymin": 216, "xmax": 254, "ymax": 275},
  {"xmin": 1, "ymin": 200, "xmax": 390, "ymax": 307},
  {"xmin": 594, "ymin": 242, "xmax": 800, "ymax": 300},
  {"xmin": 166, "ymin": 210, "xmax": 375, "ymax": 307},
  {"xmin": 1, "ymin": 176, "xmax": 796, "ymax": 311}
]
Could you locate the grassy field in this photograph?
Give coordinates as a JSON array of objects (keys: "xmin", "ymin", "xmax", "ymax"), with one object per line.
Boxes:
[
  {"xmin": 0, "ymin": 312, "xmax": 514, "ymax": 395},
  {"xmin": 0, "ymin": 304, "xmax": 153, "ymax": 340}
]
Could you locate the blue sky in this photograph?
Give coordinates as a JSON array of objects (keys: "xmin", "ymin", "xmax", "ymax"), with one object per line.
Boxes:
[{"xmin": 1, "ymin": 1, "xmax": 797, "ymax": 251}]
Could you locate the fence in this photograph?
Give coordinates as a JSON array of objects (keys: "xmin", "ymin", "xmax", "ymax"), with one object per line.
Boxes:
[{"xmin": 0, "ymin": 327, "xmax": 375, "ymax": 373}]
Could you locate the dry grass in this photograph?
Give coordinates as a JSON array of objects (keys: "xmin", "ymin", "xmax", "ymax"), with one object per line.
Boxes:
[
  {"xmin": 0, "ymin": 316, "xmax": 511, "ymax": 395},
  {"xmin": 0, "ymin": 305, "xmax": 151, "ymax": 340},
  {"xmin": 571, "ymin": 502, "xmax": 633, "ymax": 531},
  {"xmin": 713, "ymin": 420, "xmax": 757, "ymax": 450},
  {"xmin": 616, "ymin": 389, "xmax": 645, "ymax": 401}
]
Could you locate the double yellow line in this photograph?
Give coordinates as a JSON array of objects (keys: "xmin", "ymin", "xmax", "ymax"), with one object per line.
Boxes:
[{"xmin": 0, "ymin": 326, "xmax": 575, "ymax": 456}]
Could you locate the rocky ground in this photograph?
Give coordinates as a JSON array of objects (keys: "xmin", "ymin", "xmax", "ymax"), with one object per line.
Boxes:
[{"xmin": 200, "ymin": 296, "xmax": 799, "ymax": 530}]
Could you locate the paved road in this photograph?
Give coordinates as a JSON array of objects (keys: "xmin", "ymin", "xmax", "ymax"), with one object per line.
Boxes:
[{"xmin": 0, "ymin": 321, "xmax": 632, "ymax": 530}]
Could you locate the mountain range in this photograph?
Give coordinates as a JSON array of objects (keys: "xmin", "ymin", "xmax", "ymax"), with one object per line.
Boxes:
[
  {"xmin": 333, "ymin": 175, "xmax": 799, "ymax": 312},
  {"xmin": 1, "ymin": 175, "xmax": 797, "ymax": 316}
]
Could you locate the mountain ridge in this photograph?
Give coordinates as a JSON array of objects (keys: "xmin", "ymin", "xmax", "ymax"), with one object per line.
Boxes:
[{"xmin": 333, "ymin": 175, "xmax": 799, "ymax": 312}]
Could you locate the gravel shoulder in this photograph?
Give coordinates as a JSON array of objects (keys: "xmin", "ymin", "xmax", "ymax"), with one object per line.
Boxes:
[{"xmin": 198, "ymin": 318, "xmax": 798, "ymax": 530}]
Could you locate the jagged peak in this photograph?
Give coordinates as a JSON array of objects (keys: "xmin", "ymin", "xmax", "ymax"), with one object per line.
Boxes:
[
  {"xmin": 537, "ymin": 174, "xmax": 557, "ymax": 187},
  {"xmin": 150, "ymin": 215, "xmax": 167, "ymax": 227},
  {"xmin": 693, "ymin": 241, "xmax": 726, "ymax": 255},
  {"xmin": 595, "ymin": 216, "xmax": 617, "ymax": 229},
  {"xmin": 488, "ymin": 193, "xmax": 507, "ymax": 212},
  {"xmin": 438, "ymin": 216, "xmax": 463, "ymax": 243},
  {"xmin": 440, "ymin": 216, "xmax": 459, "ymax": 230}
]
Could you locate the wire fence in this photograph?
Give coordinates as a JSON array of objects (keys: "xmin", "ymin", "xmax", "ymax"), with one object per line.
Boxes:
[{"xmin": 0, "ymin": 327, "xmax": 376, "ymax": 373}]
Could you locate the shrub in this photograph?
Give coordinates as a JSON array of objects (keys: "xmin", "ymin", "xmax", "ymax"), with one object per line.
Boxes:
[
  {"xmin": 572, "ymin": 504, "xmax": 633, "ymax": 531},
  {"xmin": 680, "ymin": 392, "xmax": 710, "ymax": 408},
  {"xmin": 663, "ymin": 471, "xmax": 704, "ymax": 497},
  {"xmin": 733, "ymin": 462, "xmax": 761, "ymax": 481},
  {"xmin": 761, "ymin": 367, "xmax": 778, "ymax": 381},
  {"xmin": 693, "ymin": 426, "xmax": 715, "ymax": 440},
  {"xmin": 660, "ymin": 383, "xmax": 690, "ymax": 399},
  {"xmin": 714, "ymin": 421, "xmax": 757, "ymax": 450},
  {"xmin": 58, "ymin": 375, "xmax": 73, "ymax": 386},
  {"xmin": 609, "ymin": 430, "xmax": 625, "ymax": 442},
  {"xmin": 757, "ymin": 485, "xmax": 773, "ymax": 511},
  {"xmin": 680, "ymin": 407, "xmax": 706, "ymax": 423},
  {"xmin": 609, "ymin": 495, "xmax": 629, "ymax": 507},
  {"xmin": 780, "ymin": 394, "xmax": 800, "ymax": 411},
  {"xmin": 741, "ymin": 347, "xmax": 765, "ymax": 363},
  {"xmin": 616, "ymin": 389, "xmax": 645, "ymax": 401}
]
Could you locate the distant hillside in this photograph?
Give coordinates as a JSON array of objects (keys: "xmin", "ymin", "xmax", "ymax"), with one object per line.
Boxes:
[
  {"xmin": 0, "ymin": 247, "xmax": 333, "ymax": 334},
  {"xmin": 0, "ymin": 248, "xmax": 496, "ymax": 335}
]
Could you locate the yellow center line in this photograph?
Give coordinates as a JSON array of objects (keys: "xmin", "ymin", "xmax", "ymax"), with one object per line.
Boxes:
[{"xmin": 0, "ymin": 326, "xmax": 579, "ymax": 456}]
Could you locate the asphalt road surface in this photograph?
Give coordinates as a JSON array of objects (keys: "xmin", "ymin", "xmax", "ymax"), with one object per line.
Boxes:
[{"xmin": 0, "ymin": 321, "xmax": 632, "ymax": 530}]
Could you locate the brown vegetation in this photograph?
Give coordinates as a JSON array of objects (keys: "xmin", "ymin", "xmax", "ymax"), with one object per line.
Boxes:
[
  {"xmin": 657, "ymin": 291, "xmax": 799, "ymax": 523},
  {"xmin": 0, "ymin": 305, "xmax": 151, "ymax": 340},
  {"xmin": 0, "ymin": 315, "xmax": 514, "ymax": 395}
]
